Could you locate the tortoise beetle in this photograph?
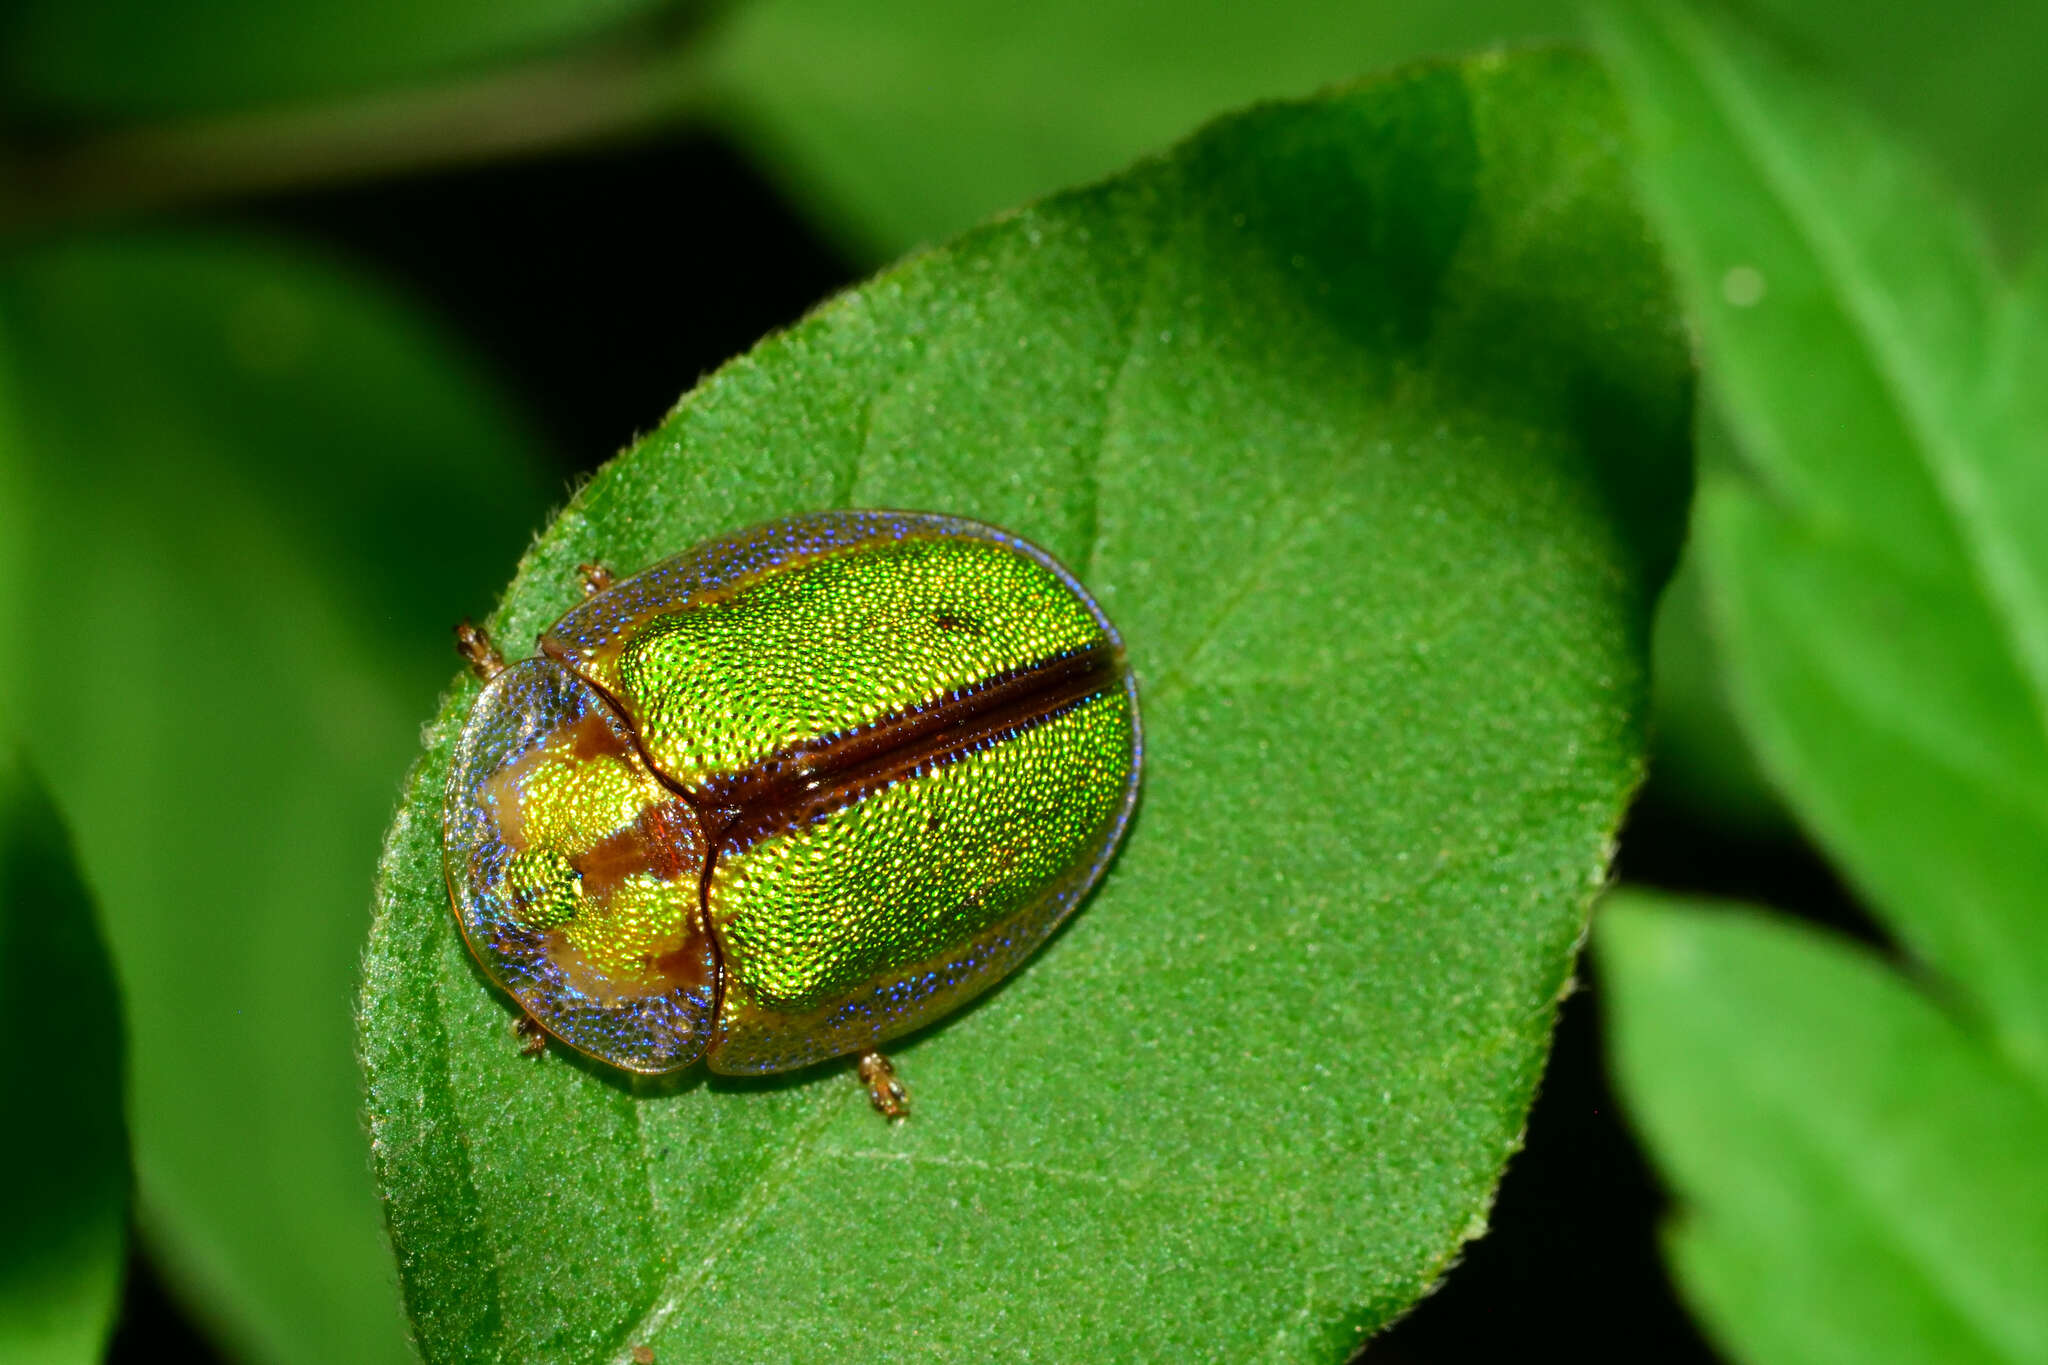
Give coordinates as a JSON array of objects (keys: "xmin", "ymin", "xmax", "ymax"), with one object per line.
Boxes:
[{"xmin": 443, "ymin": 511, "xmax": 1141, "ymax": 1116}]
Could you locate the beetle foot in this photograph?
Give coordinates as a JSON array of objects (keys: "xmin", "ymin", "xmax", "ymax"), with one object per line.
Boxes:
[
  {"xmin": 455, "ymin": 620, "xmax": 505, "ymax": 680},
  {"xmin": 856, "ymin": 1051, "xmax": 909, "ymax": 1120},
  {"xmin": 513, "ymin": 1013, "xmax": 547, "ymax": 1058},
  {"xmin": 577, "ymin": 562, "xmax": 616, "ymax": 596}
]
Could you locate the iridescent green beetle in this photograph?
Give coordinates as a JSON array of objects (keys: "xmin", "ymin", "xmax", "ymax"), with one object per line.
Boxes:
[{"xmin": 444, "ymin": 510, "xmax": 1141, "ymax": 1116}]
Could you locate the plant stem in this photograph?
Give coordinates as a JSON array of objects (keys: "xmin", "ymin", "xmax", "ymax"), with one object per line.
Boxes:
[{"xmin": 0, "ymin": 35, "xmax": 714, "ymax": 235}]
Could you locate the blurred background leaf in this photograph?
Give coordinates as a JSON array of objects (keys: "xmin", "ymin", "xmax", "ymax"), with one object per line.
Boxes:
[
  {"xmin": 362, "ymin": 49, "xmax": 1691, "ymax": 1364},
  {"xmin": 1596, "ymin": 1, "xmax": 2048, "ymax": 1361},
  {"xmin": 699, "ymin": 0, "xmax": 1587, "ymax": 261},
  {"xmin": 0, "ymin": 0, "xmax": 690, "ymax": 118},
  {"xmin": 0, "ymin": 751, "xmax": 128, "ymax": 1365},
  {"xmin": 10, "ymin": 0, "xmax": 2046, "ymax": 263},
  {"xmin": 1600, "ymin": 0, "xmax": 2048, "ymax": 1076},
  {"xmin": 698, "ymin": 0, "xmax": 2048, "ymax": 266},
  {"xmin": 1600, "ymin": 897, "xmax": 2048, "ymax": 1365},
  {"xmin": 0, "ymin": 234, "xmax": 555, "ymax": 1364}
]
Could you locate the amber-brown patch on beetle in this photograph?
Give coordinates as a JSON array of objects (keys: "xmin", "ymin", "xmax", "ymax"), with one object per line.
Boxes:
[{"xmin": 571, "ymin": 799, "xmax": 699, "ymax": 902}]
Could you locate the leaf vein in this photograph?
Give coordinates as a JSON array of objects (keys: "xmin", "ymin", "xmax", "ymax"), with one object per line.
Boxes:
[
  {"xmin": 837, "ymin": 385, "xmax": 879, "ymax": 507},
  {"xmin": 1146, "ymin": 473, "xmax": 1350, "ymax": 711},
  {"xmin": 811, "ymin": 1144, "xmax": 1151, "ymax": 1193},
  {"xmin": 608, "ymin": 1088, "xmax": 849, "ymax": 1363},
  {"xmin": 1079, "ymin": 248, "xmax": 1155, "ymax": 582}
]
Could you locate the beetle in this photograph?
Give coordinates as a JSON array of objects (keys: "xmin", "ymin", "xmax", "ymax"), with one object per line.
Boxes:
[{"xmin": 443, "ymin": 510, "xmax": 1141, "ymax": 1116}]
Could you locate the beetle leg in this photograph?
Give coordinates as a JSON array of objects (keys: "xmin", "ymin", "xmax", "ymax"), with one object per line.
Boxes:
[
  {"xmin": 855, "ymin": 1051, "xmax": 909, "ymax": 1119},
  {"xmin": 454, "ymin": 619, "xmax": 505, "ymax": 681},
  {"xmin": 513, "ymin": 1013, "xmax": 547, "ymax": 1058},
  {"xmin": 577, "ymin": 562, "xmax": 616, "ymax": 596}
]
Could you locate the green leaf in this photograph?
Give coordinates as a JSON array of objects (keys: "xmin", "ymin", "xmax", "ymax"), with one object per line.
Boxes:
[
  {"xmin": 701, "ymin": 0, "xmax": 2048, "ymax": 264},
  {"xmin": 1981, "ymin": 247, "xmax": 2048, "ymax": 604},
  {"xmin": 1597, "ymin": 0, "xmax": 2048, "ymax": 1081},
  {"xmin": 1715, "ymin": 0, "xmax": 2048, "ymax": 257},
  {"xmin": 0, "ymin": 319, "xmax": 23, "ymax": 698},
  {"xmin": 361, "ymin": 50, "xmax": 1691, "ymax": 1363},
  {"xmin": 703, "ymin": 0, "xmax": 1585, "ymax": 259},
  {"xmin": 0, "ymin": 751, "xmax": 128, "ymax": 1365},
  {"xmin": 1599, "ymin": 893, "xmax": 2048, "ymax": 1365},
  {"xmin": 0, "ymin": 233, "xmax": 555, "ymax": 1365},
  {"xmin": 1597, "ymin": 0, "xmax": 2001, "ymax": 568},
  {"xmin": 0, "ymin": 349, "xmax": 121, "ymax": 1365},
  {"xmin": 0, "ymin": 0, "xmax": 679, "ymax": 118}
]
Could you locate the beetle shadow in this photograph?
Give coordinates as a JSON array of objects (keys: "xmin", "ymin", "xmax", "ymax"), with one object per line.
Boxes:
[{"xmin": 704, "ymin": 1065, "xmax": 834, "ymax": 1102}]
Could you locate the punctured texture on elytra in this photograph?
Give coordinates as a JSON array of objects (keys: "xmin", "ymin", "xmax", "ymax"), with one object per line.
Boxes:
[{"xmin": 442, "ymin": 509, "xmax": 1142, "ymax": 1077}]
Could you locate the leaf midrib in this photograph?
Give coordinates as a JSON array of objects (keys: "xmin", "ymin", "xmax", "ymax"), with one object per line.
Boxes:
[{"xmin": 610, "ymin": 1085, "xmax": 847, "ymax": 1365}]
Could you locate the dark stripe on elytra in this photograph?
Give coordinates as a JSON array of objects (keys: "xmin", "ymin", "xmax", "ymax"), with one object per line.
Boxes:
[
  {"xmin": 535, "ymin": 642, "xmax": 1122, "ymax": 870},
  {"xmin": 693, "ymin": 643, "xmax": 1117, "ymax": 808},
  {"xmin": 709, "ymin": 644, "xmax": 1124, "ymax": 854}
]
